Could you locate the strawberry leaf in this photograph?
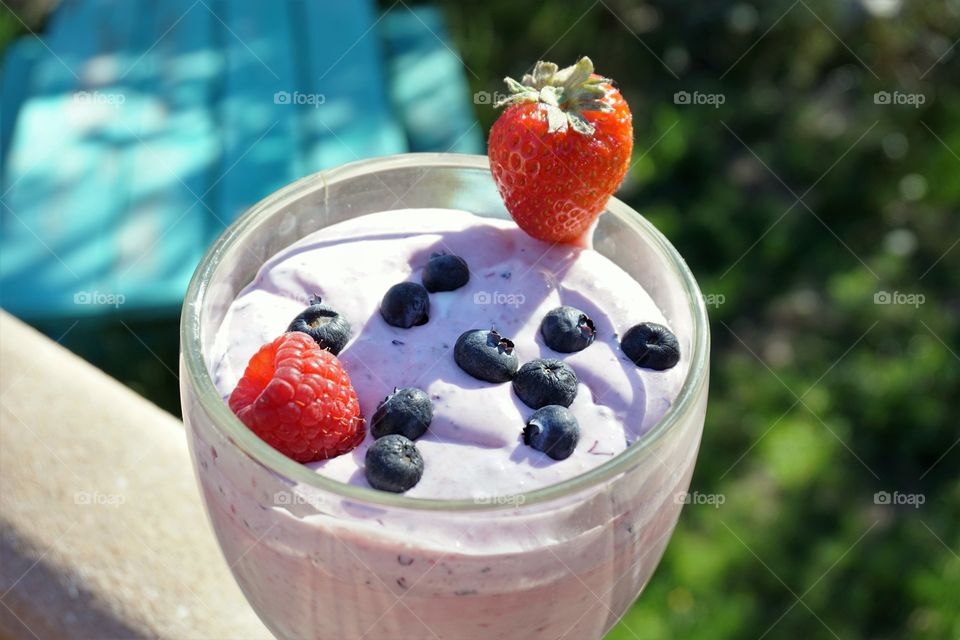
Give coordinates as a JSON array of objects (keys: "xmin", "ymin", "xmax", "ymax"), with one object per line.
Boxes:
[{"xmin": 495, "ymin": 56, "xmax": 613, "ymax": 136}]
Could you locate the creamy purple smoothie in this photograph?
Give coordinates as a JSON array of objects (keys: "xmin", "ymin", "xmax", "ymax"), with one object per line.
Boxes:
[
  {"xmin": 209, "ymin": 208, "xmax": 686, "ymax": 498},
  {"xmin": 187, "ymin": 199, "xmax": 708, "ymax": 640}
]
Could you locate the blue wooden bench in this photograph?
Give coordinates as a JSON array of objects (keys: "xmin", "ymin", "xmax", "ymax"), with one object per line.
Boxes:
[{"xmin": 0, "ymin": 0, "xmax": 482, "ymax": 321}]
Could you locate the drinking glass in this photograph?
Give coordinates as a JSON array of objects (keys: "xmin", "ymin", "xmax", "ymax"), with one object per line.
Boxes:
[{"xmin": 180, "ymin": 153, "xmax": 710, "ymax": 640}]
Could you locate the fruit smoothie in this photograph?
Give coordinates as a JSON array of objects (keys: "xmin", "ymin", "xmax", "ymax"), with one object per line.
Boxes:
[
  {"xmin": 210, "ymin": 208, "xmax": 687, "ymax": 499},
  {"xmin": 191, "ymin": 207, "xmax": 703, "ymax": 639},
  {"xmin": 183, "ymin": 54, "xmax": 711, "ymax": 639}
]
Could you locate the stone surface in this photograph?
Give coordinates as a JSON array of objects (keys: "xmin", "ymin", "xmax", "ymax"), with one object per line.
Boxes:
[{"xmin": 0, "ymin": 311, "xmax": 270, "ymax": 639}]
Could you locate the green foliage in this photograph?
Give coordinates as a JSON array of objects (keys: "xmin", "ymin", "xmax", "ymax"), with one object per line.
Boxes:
[{"xmin": 437, "ymin": 0, "xmax": 960, "ymax": 637}]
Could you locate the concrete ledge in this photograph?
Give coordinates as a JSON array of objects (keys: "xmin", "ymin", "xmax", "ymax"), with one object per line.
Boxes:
[{"xmin": 0, "ymin": 311, "xmax": 270, "ymax": 639}]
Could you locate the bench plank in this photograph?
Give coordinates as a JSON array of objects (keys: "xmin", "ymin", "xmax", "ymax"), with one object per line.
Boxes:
[
  {"xmin": 0, "ymin": 0, "xmax": 480, "ymax": 321},
  {"xmin": 1, "ymin": 0, "xmax": 137, "ymax": 317},
  {"xmin": 212, "ymin": 0, "xmax": 302, "ymax": 224},
  {"xmin": 114, "ymin": 0, "xmax": 222, "ymax": 314},
  {"xmin": 380, "ymin": 5, "xmax": 483, "ymax": 154},
  {"xmin": 295, "ymin": 0, "xmax": 407, "ymax": 170}
]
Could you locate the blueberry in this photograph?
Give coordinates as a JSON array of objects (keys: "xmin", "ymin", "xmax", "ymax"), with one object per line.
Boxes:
[
  {"xmin": 287, "ymin": 301, "xmax": 352, "ymax": 355},
  {"xmin": 621, "ymin": 322, "xmax": 680, "ymax": 370},
  {"xmin": 380, "ymin": 282, "xmax": 430, "ymax": 328},
  {"xmin": 540, "ymin": 306, "xmax": 596, "ymax": 353},
  {"xmin": 371, "ymin": 387, "xmax": 433, "ymax": 440},
  {"xmin": 422, "ymin": 253, "xmax": 470, "ymax": 292},
  {"xmin": 523, "ymin": 405, "xmax": 579, "ymax": 460},
  {"xmin": 365, "ymin": 435, "xmax": 424, "ymax": 493},
  {"xmin": 454, "ymin": 329, "xmax": 519, "ymax": 383},
  {"xmin": 512, "ymin": 358, "xmax": 578, "ymax": 409}
]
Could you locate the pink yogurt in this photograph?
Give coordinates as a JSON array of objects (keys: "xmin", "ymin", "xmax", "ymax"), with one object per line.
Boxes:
[
  {"xmin": 209, "ymin": 208, "xmax": 686, "ymax": 499},
  {"xmin": 190, "ymin": 208, "xmax": 705, "ymax": 639}
]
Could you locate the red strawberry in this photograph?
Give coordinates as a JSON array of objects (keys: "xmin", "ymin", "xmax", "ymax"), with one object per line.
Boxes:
[
  {"xmin": 228, "ymin": 332, "xmax": 364, "ymax": 463},
  {"xmin": 488, "ymin": 57, "xmax": 633, "ymax": 243}
]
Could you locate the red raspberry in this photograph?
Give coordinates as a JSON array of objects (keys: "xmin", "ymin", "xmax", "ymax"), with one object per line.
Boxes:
[{"xmin": 228, "ymin": 332, "xmax": 364, "ymax": 462}]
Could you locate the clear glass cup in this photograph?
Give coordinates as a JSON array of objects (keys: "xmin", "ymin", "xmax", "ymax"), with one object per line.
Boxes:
[{"xmin": 180, "ymin": 153, "xmax": 710, "ymax": 640}]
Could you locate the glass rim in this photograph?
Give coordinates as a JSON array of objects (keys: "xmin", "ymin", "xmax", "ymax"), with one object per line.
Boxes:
[{"xmin": 181, "ymin": 152, "xmax": 710, "ymax": 512}]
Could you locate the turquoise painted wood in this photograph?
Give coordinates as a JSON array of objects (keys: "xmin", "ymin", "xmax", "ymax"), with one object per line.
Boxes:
[
  {"xmin": 0, "ymin": 37, "xmax": 42, "ymax": 170},
  {"xmin": 0, "ymin": 0, "xmax": 481, "ymax": 322},
  {"xmin": 114, "ymin": 0, "xmax": 223, "ymax": 315},
  {"xmin": 380, "ymin": 5, "xmax": 484, "ymax": 154},
  {"xmin": 1, "ymin": 0, "xmax": 131, "ymax": 318},
  {"xmin": 297, "ymin": 1, "xmax": 407, "ymax": 171},
  {"xmin": 213, "ymin": 0, "xmax": 303, "ymax": 223}
]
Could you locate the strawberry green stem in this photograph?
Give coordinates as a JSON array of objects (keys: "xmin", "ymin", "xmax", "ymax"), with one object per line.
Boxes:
[{"xmin": 494, "ymin": 56, "xmax": 613, "ymax": 135}]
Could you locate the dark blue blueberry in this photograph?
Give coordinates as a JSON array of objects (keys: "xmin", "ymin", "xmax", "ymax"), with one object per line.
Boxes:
[
  {"xmin": 540, "ymin": 306, "xmax": 596, "ymax": 353},
  {"xmin": 371, "ymin": 387, "xmax": 433, "ymax": 440},
  {"xmin": 512, "ymin": 358, "xmax": 578, "ymax": 409},
  {"xmin": 454, "ymin": 329, "xmax": 519, "ymax": 383},
  {"xmin": 380, "ymin": 282, "xmax": 430, "ymax": 328},
  {"xmin": 523, "ymin": 405, "xmax": 579, "ymax": 460},
  {"xmin": 365, "ymin": 435, "xmax": 424, "ymax": 493},
  {"xmin": 422, "ymin": 253, "xmax": 470, "ymax": 292},
  {"xmin": 621, "ymin": 322, "xmax": 680, "ymax": 370},
  {"xmin": 287, "ymin": 302, "xmax": 352, "ymax": 355}
]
